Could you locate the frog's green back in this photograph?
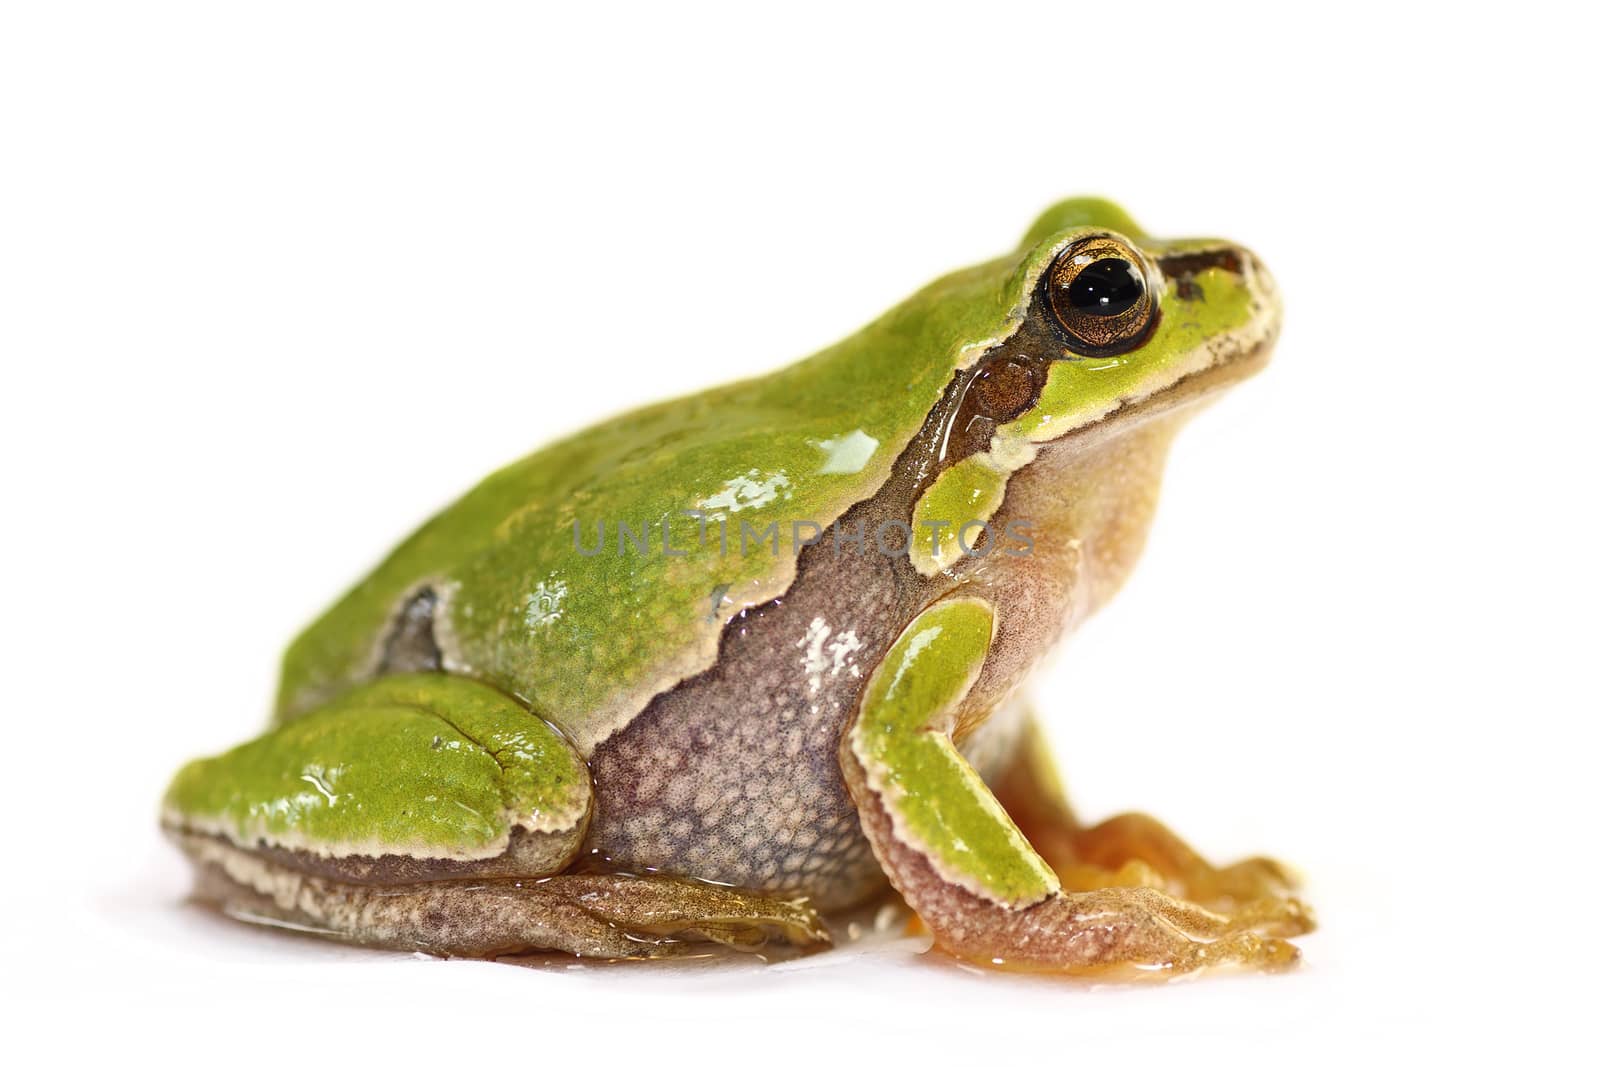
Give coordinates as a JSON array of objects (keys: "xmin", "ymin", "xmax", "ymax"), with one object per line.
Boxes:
[{"xmin": 275, "ymin": 201, "xmax": 1129, "ymax": 752}]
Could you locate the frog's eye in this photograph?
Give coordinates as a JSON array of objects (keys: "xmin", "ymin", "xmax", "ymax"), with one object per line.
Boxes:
[{"xmin": 1046, "ymin": 236, "xmax": 1156, "ymax": 355}]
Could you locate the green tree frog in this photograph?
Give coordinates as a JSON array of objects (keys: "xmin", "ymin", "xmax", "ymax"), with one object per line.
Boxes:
[{"xmin": 163, "ymin": 198, "xmax": 1311, "ymax": 976}]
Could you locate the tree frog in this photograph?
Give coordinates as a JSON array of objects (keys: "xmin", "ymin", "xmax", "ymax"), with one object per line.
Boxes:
[{"xmin": 163, "ymin": 198, "xmax": 1311, "ymax": 976}]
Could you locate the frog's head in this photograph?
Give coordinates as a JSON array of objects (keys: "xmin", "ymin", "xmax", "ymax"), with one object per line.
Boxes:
[
  {"xmin": 995, "ymin": 197, "xmax": 1281, "ymax": 449},
  {"xmin": 902, "ymin": 198, "xmax": 1281, "ymax": 577}
]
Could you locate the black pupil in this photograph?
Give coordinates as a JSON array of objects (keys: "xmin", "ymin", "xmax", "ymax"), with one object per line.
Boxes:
[{"xmin": 1065, "ymin": 258, "xmax": 1142, "ymax": 317}]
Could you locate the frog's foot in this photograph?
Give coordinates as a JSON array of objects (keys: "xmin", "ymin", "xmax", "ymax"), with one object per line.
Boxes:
[
  {"xmin": 176, "ymin": 834, "xmax": 828, "ymax": 959},
  {"xmin": 843, "ymin": 599, "xmax": 1308, "ymax": 977},
  {"xmin": 993, "ymin": 718, "xmax": 1312, "ymax": 933},
  {"xmin": 163, "ymin": 673, "xmax": 827, "ymax": 960},
  {"xmin": 853, "ymin": 788, "xmax": 1298, "ymax": 975}
]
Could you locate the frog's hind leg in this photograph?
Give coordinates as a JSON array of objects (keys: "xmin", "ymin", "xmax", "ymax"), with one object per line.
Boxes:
[
  {"xmin": 177, "ymin": 835, "xmax": 828, "ymax": 958},
  {"xmin": 164, "ymin": 673, "xmax": 827, "ymax": 959},
  {"xmin": 991, "ymin": 713, "xmax": 1312, "ymax": 933}
]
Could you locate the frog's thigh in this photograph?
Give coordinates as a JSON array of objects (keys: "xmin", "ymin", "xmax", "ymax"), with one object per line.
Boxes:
[
  {"xmin": 992, "ymin": 713, "xmax": 1313, "ymax": 932},
  {"xmin": 165, "ymin": 674, "xmax": 825, "ymax": 958},
  {"xmin": 842, "ymin": 601, "xmax": 1302, "ymax": 977}
]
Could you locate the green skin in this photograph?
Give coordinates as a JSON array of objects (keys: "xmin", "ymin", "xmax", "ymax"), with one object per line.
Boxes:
[
  {"xmin": 848, "ymin": 597, "xmax": 1058, "ymax": 904},
  {"xmin": 166, "ymin": 675, "xmax": 590, "ymax": 860},
  {"xmin": 163, "ymin": 198, "xmax": 1287, "ymax": 967}
]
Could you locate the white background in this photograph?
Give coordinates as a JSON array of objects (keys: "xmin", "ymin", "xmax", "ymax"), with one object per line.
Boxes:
[{"xmin": 3, "ymin": 1, "xmax": 1594, "ymax": 1061}]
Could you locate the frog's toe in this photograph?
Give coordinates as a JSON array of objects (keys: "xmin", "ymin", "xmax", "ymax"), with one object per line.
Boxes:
[
  {"xmin": 1181, "ymin": 931, "xmax": 1302, "ymax": 974},
  {"xmin": 1213, "ymin": 855, "xmax": 1301, "ymax": 895},
  {"xmin": 1221, "ymin": 894, "xmax": 1317, "ymax": 938},
  {"xmin": 1100, "ymin": 888, "xmax": 1306, "ymax": 973}
]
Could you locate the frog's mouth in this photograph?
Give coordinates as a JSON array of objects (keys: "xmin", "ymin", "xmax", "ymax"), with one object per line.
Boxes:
[{"xmin": 1134, "ymin": 320, "xmax": 1275, "ymax": 418}]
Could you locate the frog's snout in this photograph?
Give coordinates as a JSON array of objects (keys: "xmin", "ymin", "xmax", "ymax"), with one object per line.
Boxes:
[
  {"xmin": 1233, "ymin": 245, "xmax": 1284, "ymax": 375},
  {"xmin": 1158, "ymin": 242, "xmax": 1282, "ymax": 343}
]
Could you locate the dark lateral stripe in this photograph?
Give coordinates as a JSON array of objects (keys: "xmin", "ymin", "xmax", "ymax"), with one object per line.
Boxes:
[{"xmin": 1158, "ymin": 248, "xmax": 1243, "ymax": 278}]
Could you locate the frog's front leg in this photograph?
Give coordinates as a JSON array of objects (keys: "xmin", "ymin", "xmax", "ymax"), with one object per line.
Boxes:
[
  {"xmin": 842, "ymin": 599, "xmax": 1304, "ymax": 977},
  {"xmin": 164, "ymin": 674, "xmax": 826, "ymax": 958}
]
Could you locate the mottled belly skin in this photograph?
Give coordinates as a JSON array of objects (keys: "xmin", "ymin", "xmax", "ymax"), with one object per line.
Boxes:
[{"xmin": 586, "ymin": 544, "xmax": 904, "ymax": 911}]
